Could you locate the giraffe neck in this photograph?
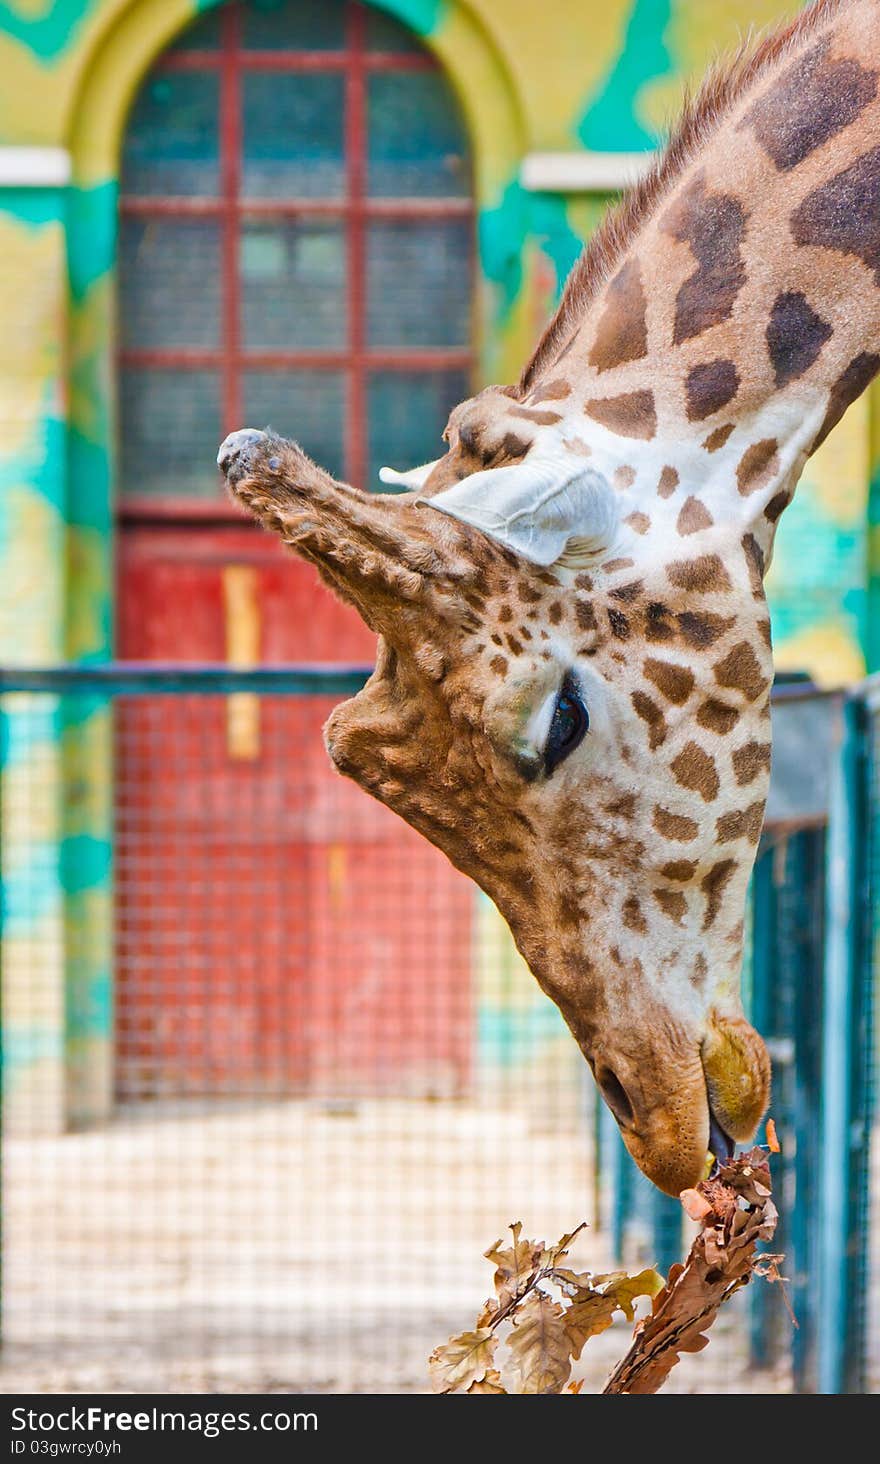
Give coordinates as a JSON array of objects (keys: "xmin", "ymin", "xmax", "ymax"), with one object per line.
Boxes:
[{"xmin": 525, "ymin": 0, "xmax": 880, "ymax": 556}]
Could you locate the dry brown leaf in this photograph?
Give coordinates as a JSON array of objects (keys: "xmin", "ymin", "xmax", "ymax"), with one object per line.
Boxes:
[
  {"xmin": 603, "ymin": 1148, "xmax": 780, "ymax": 1395},
  {"xmin": 467, "ymin": 1367, "xmax": 507, "ymax": 1395},
  {"xmin": 681, "ymin": 1187, "xmax": 713, "ymax": 1222},
  {"xmin": 429, "ymin": 1327, "xmax": 498, "ymax": 1394},
  {"xmin": 505, "ymin": 1291, "xmax": 573, "ymax": 1394},
  {"xmin": 484, "ymin": 1221, "xmax": 544, "ymax": 1310}
]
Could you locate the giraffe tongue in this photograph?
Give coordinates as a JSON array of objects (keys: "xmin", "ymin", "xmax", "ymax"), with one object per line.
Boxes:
[{"xmin": 708, "ymin": 1107, "xmax": 736, "ymax": 1175}]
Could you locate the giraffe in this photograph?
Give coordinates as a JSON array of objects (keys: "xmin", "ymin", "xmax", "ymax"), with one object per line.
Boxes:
[{"xmin": 217, "ymin": 0, "xmax": 880, "ymax": 1196}]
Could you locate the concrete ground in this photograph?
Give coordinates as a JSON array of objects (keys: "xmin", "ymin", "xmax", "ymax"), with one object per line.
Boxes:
[{"xmin": 0, "ymin": 1097, "xmax": 844, "ymax": 1395}]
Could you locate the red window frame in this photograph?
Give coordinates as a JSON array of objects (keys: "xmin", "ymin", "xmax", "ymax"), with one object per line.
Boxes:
[{"xmin": 118, "ymin": 0, "xmax": 475, "ymax": 522}]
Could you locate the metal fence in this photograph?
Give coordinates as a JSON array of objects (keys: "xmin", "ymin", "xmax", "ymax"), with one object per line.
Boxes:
[{"xmin": 0, "ymin": 666, "xmax": 875, "ymax": 1394}]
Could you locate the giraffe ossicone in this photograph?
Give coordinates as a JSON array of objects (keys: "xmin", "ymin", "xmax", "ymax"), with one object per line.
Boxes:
[{"xmin": 217, "ymin": 0, "xmax": 879, "ymax": 1195}]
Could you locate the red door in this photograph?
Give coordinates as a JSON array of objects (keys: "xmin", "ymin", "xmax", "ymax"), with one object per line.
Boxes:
[{"xmin": 114, "ymin": 0, "xmax": 475, "ymax": 1100}]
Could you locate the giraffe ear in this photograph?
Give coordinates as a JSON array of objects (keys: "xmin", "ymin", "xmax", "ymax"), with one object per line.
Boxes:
[
  {"xmin": 378, "ymin": 459, "xmax": 442, "ymax": 489},
  {"xmin": 420, "ymin": 457, "xmax": 618, "ymax": 568}
]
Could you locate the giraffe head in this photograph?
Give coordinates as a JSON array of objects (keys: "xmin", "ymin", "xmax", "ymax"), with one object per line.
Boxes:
[
  {"xmin": 217, "ymin": 0, "xmax": 880, "ymax": 1193},
  {"xmin": 218, "ymin": 387, "xmax": 771, "ymax": 1196}
]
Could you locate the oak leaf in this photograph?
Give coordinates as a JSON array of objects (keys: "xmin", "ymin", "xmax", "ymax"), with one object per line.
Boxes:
[
  {"xmin": 505, "ymin": 1292, "xmax": 573, "ymax": 1394},
  {"xmin": 467, "ymin": 1368, "xmax": 507, "ymax": 1395},
  {"xmin": 429, "ymin": 1328, "xmax": 497, "ymax": 1394}
]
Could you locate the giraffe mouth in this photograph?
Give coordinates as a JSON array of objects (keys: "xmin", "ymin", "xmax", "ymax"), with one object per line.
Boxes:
[{"xmin": 707, "ymin": 1104, "xmax": 736, "ymax": 1174}]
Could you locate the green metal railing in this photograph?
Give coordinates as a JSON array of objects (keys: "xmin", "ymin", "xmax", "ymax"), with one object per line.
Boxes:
[{"xmin": 599, "ymin": 677, "xmax": 876, "ymax": 1394}]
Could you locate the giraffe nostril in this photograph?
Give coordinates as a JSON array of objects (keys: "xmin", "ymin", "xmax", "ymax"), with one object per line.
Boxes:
[{"xmin": 596, "ymin": 1067, "xmax": 634, "ymax": 1129}]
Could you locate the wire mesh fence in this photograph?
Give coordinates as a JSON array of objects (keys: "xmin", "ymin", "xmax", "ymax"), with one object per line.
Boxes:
[{"xmin": 0, "ymin": 667, "xmax": 875, "ymax": 1394}]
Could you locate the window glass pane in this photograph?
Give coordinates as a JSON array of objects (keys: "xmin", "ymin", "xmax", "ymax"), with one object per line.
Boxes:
[
  {"xmin": 171, "ymin": 8, "xmax": 222, "ymax": 50},
  {"xmin": 121, "ymin": 74, "xmax": 220, "ymax": 196},
  {"xmin": 242, "ymin": 0, "xmax": 346, "ymax": 50},
  {"xmin": 243, "ymin": 370, "xmax": 346, "ymax": 481},
  {"xmin": 242, "ymin": 74, "xmax": 345, "ymax": 198},
  {"xmin": 367, "ymin": 74, "xmax": 470, "ymax": 197},
  {"xmin": 241, "ymin": 219, "xmax": 347, "ymax": 349},
  {"xmin": 367, "ymin": 221, "xmax": 471, "ymax": 348},
  {"xmin": 120, "ymin": 370, "xmax": 223, "ymax": 498},
  {"xmin": 367, "ymin": 370, "xmax": 469, "ymax": 491},
  {"xmin": 119, "ymin": 219, "xmax": 221, "ymax": 350},
  {"xmin": 365, "ymin": 9, "xmax": 423, "ymax": 52}
]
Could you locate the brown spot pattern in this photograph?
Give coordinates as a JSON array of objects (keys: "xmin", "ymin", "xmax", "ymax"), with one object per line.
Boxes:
[
  {"xmin": 644, "ymin": 657, "xmax": 695, "ymax": 705},
  {"xmin": 732, "ymin": 740, "xmax": 772, "ymax": 785},
  {"xmin": 607, "ymin": 607, "xmax": 630, "ymax": 640},
  {"xmin": 716, "ymin": 799, "xmax": 765, "ymax": 844},
  {"xmin": 625, "ymin": 510, "xmax": 651, "ymax": 534},
  {"xmin": 737, "ymin": 438, "xmax": 780, "ymax": 496},
  {"xmin": 576, "ymin": 600, "xmax": 597, "ymax": 632},
  {"xmin": 654, "ymin": 889, "xmax": 687, "ymax": 925},
  {"xmin": 691, "ymin": 953, "xmax": 708, "ymax": 990},
  {"xmin": 585, "ymin": 390, "xmax": 657, "ymax": 439},
  {"xmin": 660, "ymin": 859, "xmax": 697, "ymax": 882},
  {"xmin": 764, "ymin": 490, "xmax": 789, "ymax": 523},
  {"xmin": 632, "ymin": 690, "xmax": 668, "ymax": 749},
  {"xmin": 610, "ymin": 580, "xmax": 645, "ymax": 603},
  {"xmin": 794, "ymin": 142, "xmax": 880, "ymax": 285},
  {"xmin": 588, "ymin": 258, "xmax": 649, "ymax": 372},
  {"xmin": 701, "ymin": 860, "xmax": 738, "ymax": 931},
  {"xmin": 653, "ymin": 806, "xmax": 699, "ymax": 841},
  {"xmin": 742, "ymin": 36, "xmax": 877, "ymax": 172},
  {"xmin": 677, "ymin": 611, "xmax": 736, "ymax": 649},
  {"xmin": 686, "ymin": 359, "xmax": 740, "ymax": 420},
  {"xmin": 614, "ymin": 464, "xmax": 637, "ymax": 489},
  {"xmin": 703, "ymin": 423, "xmax": 735, "ymax": 453},
  {"xmin": 714, "ymin": 642, "xmax": 769, "ymax": 703},
  {"xmin": 814, "ymin": 352, "xmax": 880, "ymax": 449},
  {"xmin": 697, "ymin": 698, "xmax": 740, "ymax": 735},
  {"xmin": 676, "ymin": 496, "xmax": 714, "ymax": 535},
  {"xmin": 529, "ymin": 378, "xmax": 572, "ymax": 403},
  {"xmin": 742, "ymin": 533, "xmax": 765, "ymax": 597},
  {"xmin": 671, "ymin": 741, "xmax": 720, "ymax": 802},
  {"xmin": 667, "ymin": 555, "xmax": 732, "ymax": 593},
  {"xmin": 489, "ymin": 655, "xmax": 508, "ymax": 676},
  {"xmin": 661, "ymin": 171, "xmax": 748, "ymax": 344},
  {"xmin": 766, "ymin": 290, "xmax": 832, "ymax": 387},
  {"xmin": 658, "ymin": 466, "xmax": 680, "ymax": 498},
  {"xmin": 622, "ymin": 895, "xmax": 647, "ymax": 933},
  {"xmin": 509, "ymin": 406, "xmax": 562, "ymax": 426}
]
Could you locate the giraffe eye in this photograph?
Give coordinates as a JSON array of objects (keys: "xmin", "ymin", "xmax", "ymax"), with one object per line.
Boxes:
[{"xmin": 544, "ymin": 674, "xmax": 589, "ymax": 776}]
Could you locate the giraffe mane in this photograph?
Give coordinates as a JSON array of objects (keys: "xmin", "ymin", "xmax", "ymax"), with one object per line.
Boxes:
[{"xmin": 519, "ymin": 0, "xmax": 854, "ymax": 392}]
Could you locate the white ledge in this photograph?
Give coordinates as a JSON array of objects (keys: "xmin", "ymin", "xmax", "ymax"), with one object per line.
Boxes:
[
  {"xmin": 521, "ymin": 150, "xmax": 657, "ymax": 194},
  {"xmin": 0, "ymin": 147, "xmax": 71, "ymax": 187}
]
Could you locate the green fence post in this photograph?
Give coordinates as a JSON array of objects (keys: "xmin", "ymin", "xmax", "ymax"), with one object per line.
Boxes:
[
  {"xmin": 819, "ymin": 693, "xmax": 872, "ymax": 1394},
  {"xmin": 749, "ymin": 848, "xmax": 778, "ymax": 1370}
]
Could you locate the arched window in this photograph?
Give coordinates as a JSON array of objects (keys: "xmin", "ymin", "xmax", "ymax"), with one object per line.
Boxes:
[{"xmin": 117, "ymin": 0, "xmax": 474, "ymax": 503}]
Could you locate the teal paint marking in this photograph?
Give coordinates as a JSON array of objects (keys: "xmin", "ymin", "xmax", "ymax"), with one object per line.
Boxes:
[
  {"xmin": 3, "ymin": 1029, "xmax": 65, "ymax": 1074},
  {"xmin": 478, "ymin": 176, "xmax": 528, "ymax": 325},
  {"xmin": 67, "ymin": 182, "xmax": 116, "ymax": 303},
  {"xmin": 866, "ymin": 462, "xmax": 880, "ymax": 672},
  {"xmin": 0, "ymin": 2, "xmax": 89, "ymax": 62},
  {"xmin": 577, "ymin": 0, "xmax": 673, "ymax": 152},
  {"xmin": 0, "ymin": 405, "xmax": 66, "ymax": 513},
  {"xmin": 530, "ymin": 192, "xmax": 586, "ymax": 303},
  {"xmin": 67, "ymin": 430, "xmax": 111, "ymax": 535},
  {"xmin": 367, "ymin": 0, "xmax": 446, "ymax": 37},
  {"xmin": 65, "ymin": 955, "xmax": 112, "ymax": 1039},
  {"xmin": 0, "ymin": 703, "xmax": 57, "ymax": 769},
  {"xmin": 3, "ymin": 848, "xmax": 64, "ymax": 934},
  {"xmin": 0, "ymin": 187, "xmax": 65, "ymax": 229},
  {"xmin": 478, "ymin": 1003, "xmax": 568, "ymax": 1068},
  {"xmin": 60, "ymin": 834, "xmax": 111, "ymax": 896}
]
